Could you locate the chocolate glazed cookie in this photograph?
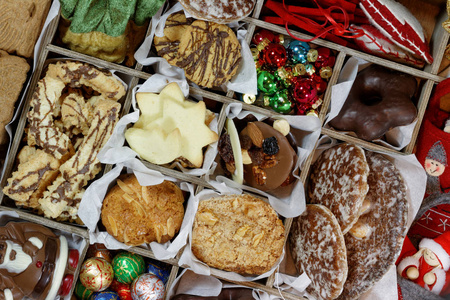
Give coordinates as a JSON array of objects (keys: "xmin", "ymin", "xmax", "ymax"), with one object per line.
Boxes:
[
  {"xmin": 177, "ymin": 20, "xmax": 241, "ymax": 88},
  {"xmin": 329, "ymin": 64, "xmax": 417, "ymax": 141}
]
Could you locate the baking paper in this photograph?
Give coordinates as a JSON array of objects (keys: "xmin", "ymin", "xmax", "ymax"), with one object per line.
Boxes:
[
  {"xmin": 98, "ymin": 75, "xmax": 218, "ymax": 177},
  {"xmin": 325, "ymin": 57, "xmax": 417, "ymax": 150},
  {"xmin": 79, "ymin": 158, "xmax": 195, "ymax": 260},
  {"xmin": 134, "ymin": 3, "xmax": 257, "ymax": 95},
  {"xmin": 206, "ymin": 103, "xmax": 322, "ymax": 218},
  {"xmin": 166, "ymin": 269, "xmax": 280, "ymax": 300}
]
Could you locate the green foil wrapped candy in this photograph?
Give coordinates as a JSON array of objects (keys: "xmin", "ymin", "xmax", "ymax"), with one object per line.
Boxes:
[
  {"xmin": 112, "ymin": 252, "xmax": 145, "ymax": 284},
  {"xmin": 74, "ymin": 280, "xmax": 94, "ymax": 300}
]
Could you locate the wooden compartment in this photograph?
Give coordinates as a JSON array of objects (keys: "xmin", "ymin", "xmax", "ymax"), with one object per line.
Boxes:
[{"xmin": 0, "ymin": 0, "xmax": 447, "ymax": 299}]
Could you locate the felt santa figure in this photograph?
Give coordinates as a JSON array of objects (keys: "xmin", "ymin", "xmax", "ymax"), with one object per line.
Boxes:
[
  {"xmin": 397, "ymin": 231, "xmax": 450, "ymax": 296},
  {"xmin": 424, "ymin": 141, "xmax": 448, "ymax": 196},
  {"xmin": 0, "ymin": 222, "xmax": 79, "ymax": 300}
]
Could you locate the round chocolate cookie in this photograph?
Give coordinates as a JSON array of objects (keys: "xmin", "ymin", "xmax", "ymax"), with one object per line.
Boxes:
[
  {"xmin": 177, "ymin": 20, "xmax": 241, "ymax": 88},
  {"xmin": 329, "ymin": 64, "xmax": 417, "ymax": 141},
  {"xmin": 178, "ymin": 0, "xmax": 256, "ymax": 24},
  {"xmin": 154, "ymin": 12, "xmax": 193, "ymax": 66},
  {"xmin": 240, "ymin": 121, "xmax": 297, "ymax": 191},
  {"xmin": 289, "ymin": 204, "xmax": 348, "ymax": 300},
  {"xmin": 308, "ymin": 143, "xmax": 369, "ymax": 234},
  {"xmin": 337, "ymin": 152, "xmax": 408, "ymax": 300}
]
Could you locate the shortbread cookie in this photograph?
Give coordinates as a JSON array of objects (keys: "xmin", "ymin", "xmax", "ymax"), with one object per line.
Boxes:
[
  {"xmin": 178, "ymin": 0, "xmax": 256, "ymax": 23},
  {"xmin": 45, "ymin": 61, "xmax": 126, "ymax": 101},
  {"xmin": 0, "ymin": 0, "xmax": 51, "ymax": 57},
  {"xmin": 177, "ymin": 21, "xmax": 241, "ymax": 88},
  {"xmin": 3, "ymin": 146, "xmax": 60, "ymax": 209},
  {"xmin": 39, "ymin": 99, "xmax": 120, "ymax": 221},
  {"xmin": 154, "ymin": 12, "xmax": 193, "ymax": 66},
  {"xmin": 4, "ymin": 61, "xmax": 125, "ymax": 222},
  {"xmin": 101, "ymin": 174, "xmax": 185, "ymax": 246},
  {"xmin": 61, "ymin": 91, "xmax": 95, "ymax": 136},
  {"xmin": 191, "ymin": 194, "xmax": 285, "ymax": 275},
  {"xmin": 0, "ymin": 50, "xmax": 29, "ymax": 145},
  {"xmin": 308, "ymin": 143, "xmax": 369, "ymax": 234},
  {"xmin": 289, "ymin": 204, "xmax": 347, "ymax": 300},
  {"xmin": 337, "ymin": 152, "xmax": 408, "ymax": 300}
]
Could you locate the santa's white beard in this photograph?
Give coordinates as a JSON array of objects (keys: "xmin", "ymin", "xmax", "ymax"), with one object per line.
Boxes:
[{"xmin": 0, "ymin": 241, "xmax": 32, "ymax": 274}]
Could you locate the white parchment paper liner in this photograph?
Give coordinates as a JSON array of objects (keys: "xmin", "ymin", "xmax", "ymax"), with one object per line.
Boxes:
[
  {"xmin": 0, "ymin": 210, "xmax": 87, "ymax": 300},
  {"xmin": 274, "ymin": 136, "xmax": 427, "ymax": 299},
  {"xmin": 325, "ymin": 57, "xmax": 417, "ymax": 150},
  {"xmin": 134, "ymin": 3, "xmax": 257, "ymax": 95},
  {"xmin": 178, "ymin": 188, "xmax": 286, "ymax": 282},
  {"xmin": 166, "ymin": 269, "xmax": 281, "ymax": 300},
  {"xmin": 2, "ymin": 0, "xmax": 60, "ymax": 180},
  {"xmin": 205, "ymin": 103, "xmax": 322, "ymax": 218},
  {"xmin": 78, "ymin": 158, "xmax": 196, "ymax": 260},
  {"xmin": 98, "ymin": 74, "xmax": 218, "ymax": 177}
]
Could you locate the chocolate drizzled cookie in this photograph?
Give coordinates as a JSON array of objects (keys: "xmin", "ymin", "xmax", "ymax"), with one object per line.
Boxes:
[
  {"xmin": 177, "ymin": 20, "xmax": 241, "ymax": 88},
  {"xmin": 154, "ymin": 12, "xmax": 193, "ymax": 66}
]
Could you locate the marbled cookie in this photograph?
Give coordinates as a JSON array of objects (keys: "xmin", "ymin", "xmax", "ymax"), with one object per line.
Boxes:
[
  {"xmin": 337, "ymin": 152, "xmax": 408, "ymax": 300},
  {"xmin": 308, "ymin": 143, "xmax": 369, "ymax": 234},
  {"xmin": 191, "ymin": 194, "xmax": 285, "ymax": 275},
  {"xmin": 289, "ymin": 204, "xmax": 347, "ymax": 300},
  {"xmin": 177, "ymin": 20, "xmax": 241, "ymax": 88},
  {"xmin": 154, "ymin": 12, "xmax": 193, "ymax": 66}
]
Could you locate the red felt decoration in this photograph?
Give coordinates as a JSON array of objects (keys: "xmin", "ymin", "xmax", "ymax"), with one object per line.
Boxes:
[
  {"xmin": 263, "ymin": 0, "xmax": 365, "ymax": 46},
  {"xmin": 351, "ymin": 24, "xmax": 425, "ymax": 67},
  {"xmin": 360, "ymin": 0, "xmax": 433, "ymax": 64}
]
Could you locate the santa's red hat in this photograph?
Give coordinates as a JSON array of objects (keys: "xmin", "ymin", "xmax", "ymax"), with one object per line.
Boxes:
[{"xmin": 419, "ymin": 231, "xmax": 450, "ymax": 271}]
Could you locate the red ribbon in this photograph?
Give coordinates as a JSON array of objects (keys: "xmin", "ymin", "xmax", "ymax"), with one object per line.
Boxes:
[{"xmin": 264, "ymin": 0, "xmax": 365, "ymax": 45}]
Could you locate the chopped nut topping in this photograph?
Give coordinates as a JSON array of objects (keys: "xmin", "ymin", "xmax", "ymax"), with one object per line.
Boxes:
[
  {"xmin": 241, "ymin": 149, "xmax": 252, "ymax": 165},
  {"xmin": 108, "ymin": 216, "xmax": 118, "ymax": 236},
  {"xmin": 234, "ymin": 225, "xmax": 250, "ymax": 240},
  {"xmin": 117, "ymin": 179, "xmax": 135, "ymax": 195},
  {"xmin": 122, "ymin": 193, "xmax": 135, "ymax": 203},
  {"xmin": 260, "ymin": 154, "xmax": 278, "ymax": 169},
  {"xmin": 253, "ymin": 166, "xmax": 267, "ymax": 186},
  {"xmin": 247, "ymin": 122, "xmax": 264, "ymax": 148},
  {"xmin": 253, "ymin": 231, "xmax": 265, "ymax": 247},
  {"xmin": 198, "ymin": 211, "xmax": 219, "ymax": 226},
  {"xmin": 167, "ymin": 217, "xmax": 175, "ymax": 237}
]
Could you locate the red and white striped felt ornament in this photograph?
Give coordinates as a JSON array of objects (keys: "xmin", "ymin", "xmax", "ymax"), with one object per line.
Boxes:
[{"xmin": 360, "ymin": 0, "xmax": 433, "ymax": 64}]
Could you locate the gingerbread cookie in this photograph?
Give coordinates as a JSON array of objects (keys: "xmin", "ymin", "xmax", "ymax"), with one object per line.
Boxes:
[
  {"xmin": 101, "ymin": 174, "xmax": 185, "ymax": 246},
  {"xmin": 308, "ymin": 143, "xmax": 369, "ymax": 234},
  {"xmin": 0, "ymin": 0, "xmax": 51, "ymax": 58},
  {"xmin": 154, "ymin": 12, "xmax": 193, "ymax": 66},
  {"xmin": 178, "ymin": 0, "xmax": 256, "ymax": 24},
  {"xmin": 177, "ymin": 20, "xmax": 241, "ymax": 88},
  {"xmin": 337, "ymin": 152, "xmax": 408, "ymax": 300},
  {"xmin": 0, "ymin": 50, "xmax": 29, "ymax": 146},
  {"xmin": 191, "ymin": 194, "xmax": 285, "ymax": 275},
  {"xmin": 289, "ymin": 204, "xmax": 348, "ymax": 300}
]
